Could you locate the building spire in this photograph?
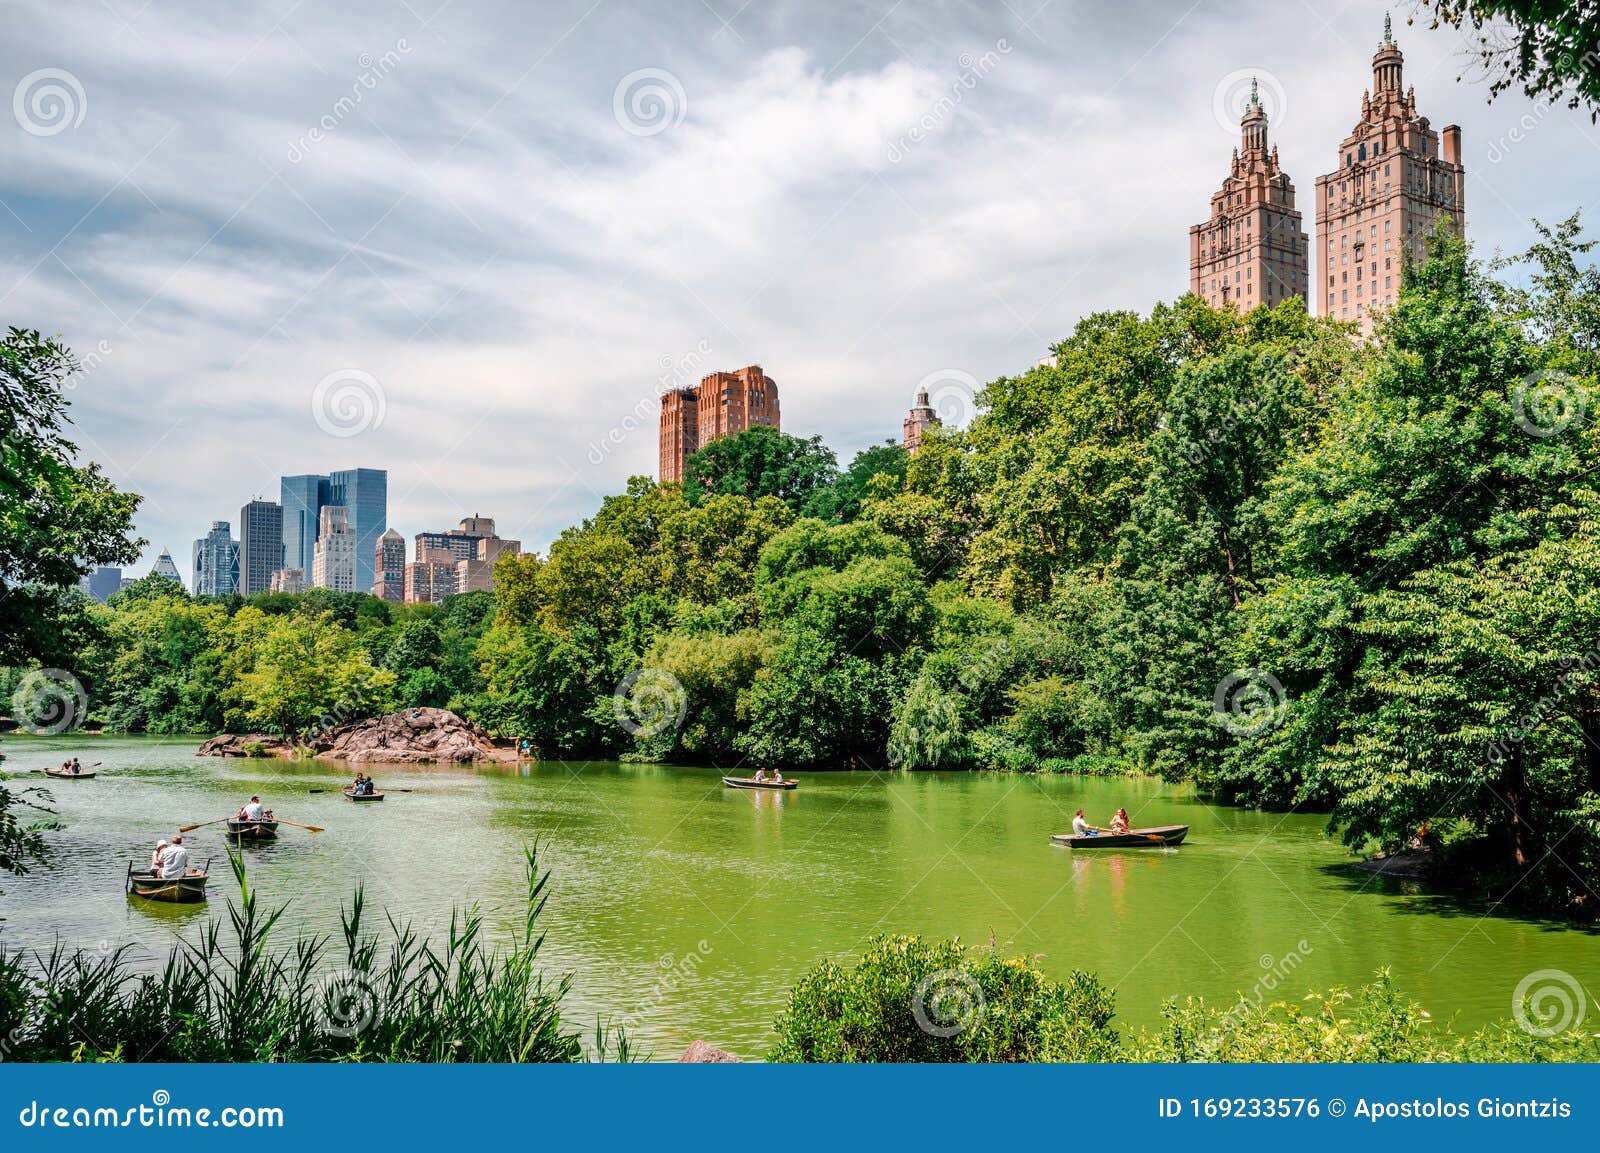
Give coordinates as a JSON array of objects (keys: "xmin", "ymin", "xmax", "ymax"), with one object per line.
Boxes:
[
  {"xmin": 1383, "ymin": 12, "xmax": 1393, "ymax": 44},
  {"xmin": 1250, "ymin": 77, "xmax": 1259, "ymax": 108}
]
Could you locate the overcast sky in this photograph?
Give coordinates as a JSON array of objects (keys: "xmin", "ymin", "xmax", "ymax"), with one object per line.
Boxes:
[{"xmin": 4, "ymin": 0, "xmax": 1598, "ymax": 576}]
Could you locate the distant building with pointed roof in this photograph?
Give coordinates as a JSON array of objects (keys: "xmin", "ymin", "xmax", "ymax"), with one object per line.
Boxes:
[
  {"xmin": 901, "ymin": 385, "xmax": 940, "ymax": 453},
  {"xmin": 151, "ymin": 549, "xmax": 183, "ymax": 584}
]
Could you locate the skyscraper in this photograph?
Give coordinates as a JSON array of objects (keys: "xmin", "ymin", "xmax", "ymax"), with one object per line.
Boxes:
[
  {"xmin": 1315, "ymin": 16, "xmax": 1464, "ymax": 331},
  {"xmin": 312, "ymin": 506, "xmax": 356, "ymax": 591},
  {"xmin": 151, "ymin": 550, "xmax": 183, "ymax": 583},
  {"xmin": 192, "ymin": 522, "xmax": 240, "ymax": 597},
  {"xmin": 238, "ymin": 499, "xmax": 284, "ymax": 596},
  {"xmin": 279, "ymin": 468, "xmax": 388, "ymax": 593},
  {"xmin": 373, "ymin": 529, "xmax": 406, "ymax": 601},
  {"xmin": 281, "ymin": 474, "xmax": 330, "ymax": 578},
  {"xmin": 329, "ymin": 468, "xmax": 387, "ymax": 594},
  {"xmin": 658, "ymin": 365, "xmax": 780, "ymax": 483},
  {"xmin": 1191, "ymin": 79, "xmax": 1309, "ymax": 310},
  {"xmin": 77, "ymin": 566, "xmax": 122, "ymax": 602}
]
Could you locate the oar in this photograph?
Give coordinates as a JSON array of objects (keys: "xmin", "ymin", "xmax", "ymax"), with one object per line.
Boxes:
[
  {"xmin": 179, "ymin": 816, "xmax": 236, "ymax": 832},
  {"xmin": 272, "ymin": 819, "xmax": 325, "ymax": 834}
]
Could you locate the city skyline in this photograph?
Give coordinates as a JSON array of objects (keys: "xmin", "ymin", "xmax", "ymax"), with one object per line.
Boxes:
[{"xmin": 4, "ymin": 1, "xmax": 1597, "ymax": 574}]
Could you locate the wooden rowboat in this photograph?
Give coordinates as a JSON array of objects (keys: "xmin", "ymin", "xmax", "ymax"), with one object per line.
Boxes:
[
  {"xmin": 127, "ymin": 862, "xmax": 210, "ymax": 903},
  {"xmin": 226, "ymin": 818, "xmax": 279, "ymax": 839},
  {"xmin": 43, "ymin": 768, "xmax": 96, "ymax": 779},
  {"xmin": 1051, "ymin": 824, "xmax": 1189, "ymax": 849},
  {"xmin": 342, "ymin": 787, "xmax": 385, "ymax": 802},
  {"xmin": 723, "ymin": 776, "xmax": 798, "ymax": 791}
]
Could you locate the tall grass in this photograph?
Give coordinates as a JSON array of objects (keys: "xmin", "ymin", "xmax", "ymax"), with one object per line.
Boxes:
[{"xmin": 0, "ymin": 845, "xmax": 631, "ymax": 1062}]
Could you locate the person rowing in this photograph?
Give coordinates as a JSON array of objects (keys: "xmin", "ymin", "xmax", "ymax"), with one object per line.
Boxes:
[
  {"xmin": 1072, "ymin": 809, "xmax": 1100, "ymax": 838},
  {"xmin": 239, "ymin": 795, "xmax": 265, "ymax": 822},
  {"xmin": 70, "ymin": 757, "xmax": 83, "ymax": 774}
]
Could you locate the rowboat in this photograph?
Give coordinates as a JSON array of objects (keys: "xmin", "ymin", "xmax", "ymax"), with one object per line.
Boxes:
[
  {"xmin": 226, "ymin": 818, "xmax": 279, "ymax": 839},
  {"xmin": 342, "ymin": 787, "xmax": 384, "ymax": 802},
  {"xmin": 42, "ymin": 768, "xmax": 96, "ymax": 780},
  {"xmin": 723, "ymin": 776, "xmax": 798, "ymax": 791},
  {"xmin": 1052, "ymin": 825, "xmax": 1189, "ymax": 848},
  {"xmin": 126, "ymin": 861, "xmax": 210, "ymax": 903}
]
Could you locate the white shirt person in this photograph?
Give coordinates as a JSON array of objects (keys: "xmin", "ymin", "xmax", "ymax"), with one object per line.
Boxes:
[
  {"xmin": 241, "ymin": 797, "xmax": 264, "ymax": 821},
  {"xmin": 159, "ymin": 839, "xmax": 190, "ymax": 877}
]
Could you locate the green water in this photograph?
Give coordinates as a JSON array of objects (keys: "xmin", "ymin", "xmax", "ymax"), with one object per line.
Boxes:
[{"xmin": 2, "ymin": 734, "xmax": 1596, "ymax": 1058}]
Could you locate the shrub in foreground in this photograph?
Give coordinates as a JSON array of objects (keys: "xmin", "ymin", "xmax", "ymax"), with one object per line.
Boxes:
[
  {"xmin": 771, "ymin": 935, "xmax": 1599, "ymax": 1063},
  {"xmin": 769, "ymin": 934, "xmax": 1118, "ymax": 1062}
]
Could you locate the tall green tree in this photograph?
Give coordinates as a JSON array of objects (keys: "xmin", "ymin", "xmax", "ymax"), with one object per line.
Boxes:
[{"xmin": 1, "ymin": 328, "xmax": 142, "ymax": 666}]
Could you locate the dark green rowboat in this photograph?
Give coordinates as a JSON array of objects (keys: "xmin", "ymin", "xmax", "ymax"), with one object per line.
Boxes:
[{"xmin": 1051, "ymin": 825, "xmax": 1189, "ymax": 848}]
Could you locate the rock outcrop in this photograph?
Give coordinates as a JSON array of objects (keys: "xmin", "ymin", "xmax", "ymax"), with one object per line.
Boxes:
[
  {"xmin": 198, "ymin": 708, "xmax": 516, "ymax": 765},
  {"xmin": 678, "ymin": 1040, "xmax": 741, "ymax": 1063}
]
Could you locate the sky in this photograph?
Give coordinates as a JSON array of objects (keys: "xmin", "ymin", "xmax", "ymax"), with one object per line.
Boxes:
[{"xmin": 4, "ymin": 0, "xmax": 1599, "ymax": 579}]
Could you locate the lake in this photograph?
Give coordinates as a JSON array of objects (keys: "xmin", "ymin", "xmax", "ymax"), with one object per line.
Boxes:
[{"xmin": 3, "ymin": 734, "xmax": 1596, "ymax": 1059}]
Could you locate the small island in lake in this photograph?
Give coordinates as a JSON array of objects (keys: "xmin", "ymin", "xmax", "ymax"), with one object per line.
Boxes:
[{"xmin": 198, "ymin": 707, "xmax": 518, "ymax": 765}]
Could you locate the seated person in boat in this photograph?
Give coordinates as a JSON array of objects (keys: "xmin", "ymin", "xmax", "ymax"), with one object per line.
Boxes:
[
  {"xmin": 352, "ymin": 772, "xmax": 367, "ymax": 794},
  {"xmin": 158, "ymin": 835, "xmax": 189, "ymax": 878},
  {"xmin": 1072, "ymin": 809, "xmax": 1098, "ymax": 837},
  {"xmin": 240, "ymin": 795, "xmax": 265, "ymax": 822},
  {"xmin": 1108, "ymin": 808, "xmax": 1132, "ymax": 835},
  {"xmin": 60, "ymin": 760, "xmax": 72, "ymax": 774},
  {"xmin": 151, "ymin": 839, "xmax": 168, "ymax": 872},
  {"xmin": 361, "ymin": 777, "xmax": 375, "ymax": 795},
  {"xmin": 70, "ymin": 757, "xmax": 83, "ymax": 774},
  {"xmin": 753, "ymin": 768, "xmax": 769, "ymax": 781},
  {"xmin": 771, "ymin": 768, "xmax": 784, "ymax": 783}
]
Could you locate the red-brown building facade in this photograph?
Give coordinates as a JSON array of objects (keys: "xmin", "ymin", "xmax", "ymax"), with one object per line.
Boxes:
[
  {"xmin": 1190, "ymin": 80, "xmax": 1309, "ymax": 311},
  {"xmin": 658, "ymin": 364, "xmax": 780, "ymax": 483},
  {"xmin": 1314, "ymin": 17, "xmax": 1464, "ymax": 332}
]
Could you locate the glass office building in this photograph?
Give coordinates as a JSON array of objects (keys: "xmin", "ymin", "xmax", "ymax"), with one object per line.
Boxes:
[
  {"xmin": 280, "ymin": 474, "xmax": 331, "ymax": 580},
  {"xmin": 280, "ymin": 470, "xmax": 387, "ymax": 593},
  {"xmin": 329, "ymin": 468, "xmax": 387, "ymax": 593}
]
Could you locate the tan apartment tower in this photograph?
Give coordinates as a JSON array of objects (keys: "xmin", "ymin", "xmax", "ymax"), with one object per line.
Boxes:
[
  {"xmin": 658, "ymin": 365, "xmax": 780, "ymax": 483},
  {"xmin": 1190, "ymin": 79, "xmax": 1309, "ymax": 311},
  {"xmin": 1314, "ymin": 15, "xmax": 1464, "ymax": 332}
]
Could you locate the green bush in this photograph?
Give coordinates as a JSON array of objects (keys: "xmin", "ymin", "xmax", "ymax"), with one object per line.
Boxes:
[
  {"xmin": 769, "ymin": 934, "xmax": 1118, "ymax": 1062},
  {"xmin": 1129, "ymin": 973, "xmax": 1600, "ymax": 1063},
  {"xmin": 969, "ymin": 728, "xmax": 1039, "ymax": 772},
  {"xmin": 1038, "ymin": 754, "xmax": 1139, "ymax": 776},
  {"xmin": 239, "ymin": 741, "xmax": 269, "ymax": 758}
]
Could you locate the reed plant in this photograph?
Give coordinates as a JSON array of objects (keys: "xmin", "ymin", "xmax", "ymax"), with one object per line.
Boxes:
[{"xmin": 0, "ymin": 845, "xmax": 630, "ymax": 1062}]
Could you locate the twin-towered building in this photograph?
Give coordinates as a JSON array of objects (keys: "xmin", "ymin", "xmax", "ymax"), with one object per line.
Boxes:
[{"xmin": 1191, "ymin": 18, "xmax": 1465, "ymax": 332}]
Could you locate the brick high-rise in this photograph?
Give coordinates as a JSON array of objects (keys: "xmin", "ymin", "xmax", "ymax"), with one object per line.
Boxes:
[
  {"xmin": 1315, "ymin": 16, "xmax": 1464, "ymax": 331},
  {"xmin": 1190, "ymin": 79, "xmax": 1308, "ymax": 311},
  {"xmin": 658, "ymin": 365, "xmax": 780, "ymax": 483}
]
